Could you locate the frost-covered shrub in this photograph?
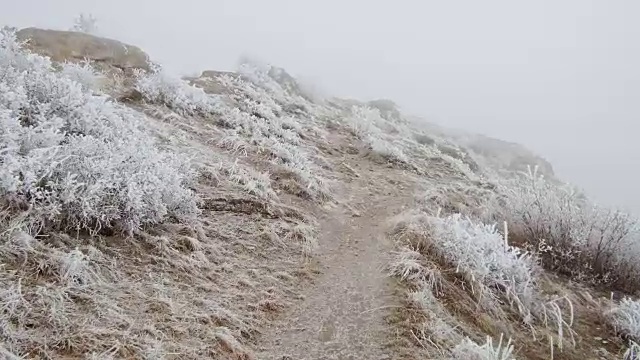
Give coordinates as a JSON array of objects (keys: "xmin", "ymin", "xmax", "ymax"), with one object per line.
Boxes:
[
  {"xmin": 237, "ymin": 58, "xmax": 285, "ymax": 96},
  {"xmin": 389, "ymin": 208, "xmax": 577, "ymax": 352},
  {"xmin": 236, "ymin": 58, "xmax": 311, "ymax": 111},
  {"xmin": 345, "ymin": 106, "xmax": 409, "ymax": 163},
  {"xmin": 495, "ymin": 165, "xmax": 640, "ymax": 291},
  {"xmin": 609, "ymin": 298, "xmax": 640, "ymax": 341},
  {"xmin": 427, "ymin": 213, "xmax": 539, "ymax": 320},
  {"xmin": 221, "ymin": 160, "xmax": 277, "ymax": 200},
  {"xmin": 624, "ymin": 340, "xmax": 640, "ymax": 360},
  {"xmin": 392, "ymin": 210, "xmax": 539, "ymax": 322},
  {"xmin": 345, "ymin": 106, "xmax": 398, "ymax": 139},
  {"xmin": 451, "ymin": 335, "xmax": 515, "ymax": 360},
  {"xmin": 0, "ymin": 30, "xmax": 199, "ymax": 235},
  {"xmin": 367, "ymin": 135, "xmax": 409, "ymax": 163},
  {"xmin": 420, "ymin": 181, "xmax": 497, "ymax": 219},
  {"xmin": 135, "ymin": 68, "xmax": 220, "ymax": 116},
  {"xmin": 59, "ymin": 60, "xmax": 103, "ymax": 92},
  {"xmin": 268, "ymin": 141, "xmax": 329, "ymax": 199},
  {"xmin": 414, "ymin": 143, "xmax": 478, "ymax": 180},
  {"xmin": 209, "ymin": 72, "xmax": 330, "ymax": 200},
  {"xmin": 71, "ymin": 13, "xmax": 98, "ymax": 34},
  {"xmin": 389, "ymin": 247, "xmax": 435, "ymax": 284}
]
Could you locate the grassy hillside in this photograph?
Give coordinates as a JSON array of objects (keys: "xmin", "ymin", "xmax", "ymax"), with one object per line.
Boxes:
[{"xmin": 1, "ymin": 27, "xmax": 639, "ymax": 360}]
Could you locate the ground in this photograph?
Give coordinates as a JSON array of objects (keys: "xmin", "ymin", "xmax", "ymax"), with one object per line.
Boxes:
[{"xmin": 256, "ymin": 141, "xmax": 420, "ymax": 360}]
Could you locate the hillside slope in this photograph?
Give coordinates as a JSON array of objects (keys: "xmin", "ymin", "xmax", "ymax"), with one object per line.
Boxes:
[{"xmin": 1, "ymin": 28, "xmax": 639, "ymax": 360}]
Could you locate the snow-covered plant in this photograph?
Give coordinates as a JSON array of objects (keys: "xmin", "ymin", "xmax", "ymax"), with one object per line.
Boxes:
[
  {"xmin": 409, "ymin": 286, "xmax": 463, "ymax": 353},
  {"xmin": 345, "ymin": 106, "xmax": 410, "ymax": 163},
  {"xmin": 419, "ymin": 181, "xmax": 497, "ymax": 219},
  {"xmin": 495, "ymin": 165, "xmax": 640, "ymax": 290},
  {"xmin": 221, "ymin": 160, "xmax": 277, "ymax": 200},
  {"xmin": 71, "ymin": 13, "xmax": 98, "ymax": 34},
  {"xmin": 283, "ymin": 221, "xmax": 318, "ymax": 256},
  {"xmin": 345, "ymin": 106, "xmax": 391, "ymax": 139},
  {"xmin": 0, "ymin": 345, "xmax": 24, "ymax": 360},
  {"xmin": 135, "ymin": 69, "xmax": 221, "ymax": 116},
  {"xmin": 368, "ymin": 135, "xmax": 409, "ymax": 163},
  {"xmin": 236, "ymin": 57, "xmax": 312, "ymax": 108},
  {"xmin": 392, "ymin": 210, "xmax": 539, "ymax": 321},
  {"xmin": 0, "ymin": 29, "xmax": 199, "ymax": 235},
  {"xmin": 267, "ymin": 140, "xmax": 328, "ymax": 199},
  {"xmin": 204, "ymin": 67, "xmax": 330, "ymax": 200},
  {"xmin": 608, "ymin": 298, "xmax": 640, "ymax": 341},
  {"xmin": 437, "ymin": 145, "xmax": 478, "ymax": 180},
  {"xmin": 624, "ymin": 340, "xmax": 640, "ymax": 360},
  {"xmin": 497, "ymin": 166, "xmax": 584, "ymax": 246},
  {"xmin": 389, "ymin": 247, "xmax": 428, "ymax": 282},
  {"xmin": 414, "ymin": 143, "xmax": 478, "ymax": 180},
  {"xmin": 237, "ymin": 57, "xmax": 285, "ymax": 95},
  {"xmin": 389, "ymin": 246, "xmax": 442, "ymax": 291},
  {"xmin": 540, "ymin": 296, "xmax": 576, "ymax": 351},
  {"xmin": 431, "ymin": 213, "xmax": 539, "ymax": 320},
  {"xmin": 218, "ymin": 131, "xmax": 249, "ymax": 156},
  {"xmin": 451, "ymin": 335, "xmax": 515, "ymax": 360},
  {"xmin": 59, "ymin": 60, "xmax": 103, "ymax": 92}
]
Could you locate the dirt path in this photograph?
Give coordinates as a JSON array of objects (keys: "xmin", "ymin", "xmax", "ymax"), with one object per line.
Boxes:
[{"xmin": 257, "ymin": 163, "xmax": 417, "ymax": 360}]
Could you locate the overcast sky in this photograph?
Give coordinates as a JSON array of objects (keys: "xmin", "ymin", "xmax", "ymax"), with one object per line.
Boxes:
[{"xmin": 2, "ymin": 0, "xmax": 639, "ymax": 213}]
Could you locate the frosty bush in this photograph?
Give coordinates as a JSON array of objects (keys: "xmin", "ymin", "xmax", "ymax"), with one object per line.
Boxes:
[
  {"xmin": 609, "ymin": 298, "xmax": 640, "ymax": 341},
  {"xmin": 451, "ymin": 335, "xmax": 515, "ymax": 360},
  {"xmin": 495, "ymin": 165, "xmax": 640, "ymax": 291},
  {"xmin": 427, "ymin": 213, "xmax": 539, "ymax": 320},
  {"xmin": 391, "ymin": 210, "xmax": 539, "ymax": 322},
  {"xmin": 222, "ymin": 160, "xmax": 277, "ymax": 200},
  {"xmin": 368, "ymin": 136, "xmax": 409, "ymax": 163},
  {"xmin": 237, "ymin": 58, "xmax": 282, "ymax": 90},
  {"xmin": 624, "ymin": 341, "xmax": 640, "ymax": 360},
  {"xmin": 71, "ymin": 13, "xmax": 98, "ymax": 34},
  {"xmin": 236, "ymin": 57, "xmax": 311, "ymax": 111},
  {"xmin": 420, "ymin": 180, "xmax": 497, "ymax": 219},
  {"xmin": 345, "ymin": 106, "xmax": 409, "ymax": 163},
  {"xmin": 0, "ymin": 30, "xmax": 199, "ymax": 235},
  {"xmin": 135, "ymin": 68, "xmax": 221, "ymax": 117},
  {"xmin": 59, "ymin": 60, "xmax": 104, "ymax": 92},
  {"xmin": 209, "ymin": 72, "xmax": 330, "ymax": 200}
]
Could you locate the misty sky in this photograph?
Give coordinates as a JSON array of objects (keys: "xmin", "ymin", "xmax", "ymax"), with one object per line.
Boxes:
[{"xmin": 2, "ymin": 0, "xmax": 639, "ymax": 213}]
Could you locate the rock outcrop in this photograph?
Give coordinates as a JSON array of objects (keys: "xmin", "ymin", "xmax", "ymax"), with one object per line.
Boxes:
[
  {"xmin": 191, "ymin": 70, "xmax": 241, "ymax": 95},
  {"xmin": 462, "ymin": 133, "xmax": 555, "ymax": 177},
  {"xmin": 16, "ymin": 27, "xmax": 150, "ymax": 71}
]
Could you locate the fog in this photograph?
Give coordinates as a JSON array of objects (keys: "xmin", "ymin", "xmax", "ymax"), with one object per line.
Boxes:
[{"xmin": 2, "ymin": 0, "xmax": 639, "ymax": 213}]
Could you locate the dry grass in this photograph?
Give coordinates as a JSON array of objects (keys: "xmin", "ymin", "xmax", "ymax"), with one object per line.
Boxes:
[
  {"xmin": 0, "ymin": 38, "xmax": 329, "ymax": 358},
  {"xmin": 9, "ymin": 27, "xmax": 639, "ymax": 360},
  {"xmin": 385, "ymin": 204, "xmax": 630, "ymax": 359},
  {"xmin": 0, "ymin": 190, "xmax": 317, "ymax": 358}
]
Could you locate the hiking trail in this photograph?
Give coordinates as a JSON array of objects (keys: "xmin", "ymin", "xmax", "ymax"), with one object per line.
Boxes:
[{"xmin": 257, "ymin": 159, "xmax": 418, "ymax": 360}]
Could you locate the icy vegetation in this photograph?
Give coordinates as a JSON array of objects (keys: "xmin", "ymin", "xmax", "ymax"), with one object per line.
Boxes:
[
  {"xmin": 0, "ymin": 28, "xmax": 328, "ymax": 358},
  {"xmin": 0, "ymin": 30, "xmax": 199, "ymax": 235},
  {"xmin": 2, "ymin": 24, "xmax": 640, "ymax": 359},
  {"xmin": 609, "ymin": 298, "xmax": 640, "ymax": 341},
  {"xmin": 451, "ymin": 335, "xmax": 515, "ymax": 360},
  {"xmin": 389, "ymin": 210, "xmax": 563, "ymax": 323},
  {"xmin": 344, "ymin": 106, "xmax": 409, "ymax": 163},
  {"xmin": 135, "ymin": 67, "xmax": 221, "ymax": 117},
  {"xmin": 494, "ymin": 166, "xmax": 640, "ymax": 292},
  {"xmin": 425, "ymin": 213, "xmax": 539, "ymax": 320},
  {"xmin": 136, "ymin": 63, "xmax": 332, "ymax": 200},
  {"xmin": 389, "ymin": 163, "xmax": 640, "ymax": 358}
]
